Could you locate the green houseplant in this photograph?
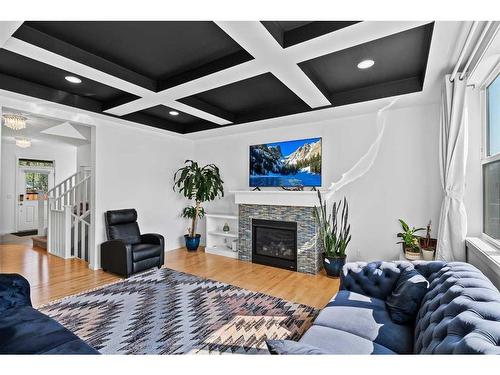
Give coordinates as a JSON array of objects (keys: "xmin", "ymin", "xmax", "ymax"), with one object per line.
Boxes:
[
  {"xmin": 173, "ymin": 160, "xmax": 224, "ymax": 251},
  {"xmin": 313, "ymin": 191, "xmax": 351, "ymax": 277},
  {"xmin": 397, "ymin": 219, "xmax": 425, "ymax": 260}
]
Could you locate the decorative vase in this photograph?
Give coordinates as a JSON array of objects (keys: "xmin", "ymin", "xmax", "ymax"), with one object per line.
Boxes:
[
  {"xmin": 322, "ymin": 253, "xmax": 346, "ymax": 277},
  {"xmin": 184, "ymin": 234, "xmax": 201, "ymax": 252},
  {"xmin": 223, "ymin": 222, "xmax": 230, "ymax": 232},
  {"xmin": 421, "ymin": 247, "xmax": 435, "ymax": 261}
]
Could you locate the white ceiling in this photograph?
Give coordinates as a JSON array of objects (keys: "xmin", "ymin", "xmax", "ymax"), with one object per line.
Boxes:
[{"xmin": 1, "ymin": 108, "xmax": 91, "ymax": 146}]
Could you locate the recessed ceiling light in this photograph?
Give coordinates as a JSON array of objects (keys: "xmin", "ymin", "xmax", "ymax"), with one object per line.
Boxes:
[
  {"xmin": 169, "ymin": 111, "xmax": 179, "ymax": 116},
  {"xmin": 65, "ymin": 76, "xmax": 82, "ymax": 84},
  {"xmin": 357, "ymin": 59, "xmax": 375, "ymax": 69}
]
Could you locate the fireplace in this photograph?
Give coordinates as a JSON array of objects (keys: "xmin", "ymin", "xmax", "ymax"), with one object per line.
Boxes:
[{"xmin": 252, "ymin": 219, "xmax": 297, "ymax": 271}]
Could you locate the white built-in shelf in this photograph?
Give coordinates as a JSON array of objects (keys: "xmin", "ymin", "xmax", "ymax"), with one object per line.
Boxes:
[
  {"xmin": 205, "ymin": 246, "xmax": 239, "ymax": 259},
  {"xmin": 208, "ymin": 230, "xmax": 238, "ymax": 238},
  {"xmin": 205, "ymin": 212, "xmax": 239, "ymax": 259},
  {"xmin": 205, "ymin": 213, "xmax": 238, "ymax": 220},
  {"xmin": 229, "ymin": 190, "xmax": 325, "ymax": 207}
]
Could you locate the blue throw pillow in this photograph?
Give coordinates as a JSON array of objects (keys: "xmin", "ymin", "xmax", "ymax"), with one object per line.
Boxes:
[
  {"xmin": 266, "ymin": 340, "xmax": 327, "ymax": 354},
  {"xmin": 386, "ymin": 269, "xmax": 429, "ymax": 325}
]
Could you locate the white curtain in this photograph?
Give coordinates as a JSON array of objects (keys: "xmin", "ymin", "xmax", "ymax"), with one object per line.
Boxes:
[{"xmin": 436, "ymin": 75, "xmax": 468, "ymax": 261}]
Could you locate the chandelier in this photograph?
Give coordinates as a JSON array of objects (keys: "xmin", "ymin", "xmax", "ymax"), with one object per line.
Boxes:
[
  {"xmin": 15, "ymin": 137, "xmax": 31, "ymax": 148},
  {"xmin": 2, "ymin": 114, "xmax": 27, "ymax": 130}
]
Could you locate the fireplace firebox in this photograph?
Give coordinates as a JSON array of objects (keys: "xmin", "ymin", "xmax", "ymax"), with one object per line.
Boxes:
[{"xmin": 252, "ymin": 219, "xmax": 297, "ymax": 271}]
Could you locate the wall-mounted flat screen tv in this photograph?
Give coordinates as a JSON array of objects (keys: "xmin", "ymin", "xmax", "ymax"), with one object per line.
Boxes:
[{"xmin": 249, "ymin": 137, "xmax": 322, "ymax": 187}]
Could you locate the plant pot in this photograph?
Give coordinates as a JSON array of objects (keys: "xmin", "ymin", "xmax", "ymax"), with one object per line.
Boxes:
[
  {"xmin": 184, "ymin": 234, "xmax": 201, "ymax": 252},
  {"xmin": 322, "ymin": 253, "xmax": 346, "ymax": 277},
  {"xmin": 402, "ymin": 243, "xmax": 421, "ymax": 260},
  {"xmin": 421, "ymin": 247, "xmax": 435, "ymax": 261}
]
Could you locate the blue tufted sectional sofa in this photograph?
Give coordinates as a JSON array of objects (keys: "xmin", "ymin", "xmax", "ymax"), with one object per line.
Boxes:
[
  {"xmin": 295, "ymin": 261, "xmax": 500, "ymax": 354},
  {"xmin": 0, "ymin": 274, "xmax": 98, "ymax": 354}
]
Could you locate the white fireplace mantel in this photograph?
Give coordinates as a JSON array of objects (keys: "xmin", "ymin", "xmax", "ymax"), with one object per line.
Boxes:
[{"xmin": 230, "ymin": 190, "xmax": 326, "ymax": 207}]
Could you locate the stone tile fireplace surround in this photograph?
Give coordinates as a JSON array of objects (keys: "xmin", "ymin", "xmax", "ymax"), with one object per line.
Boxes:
[{"xmin": 233, "ymin": 191, "xmax": 323, "ymax": 274}]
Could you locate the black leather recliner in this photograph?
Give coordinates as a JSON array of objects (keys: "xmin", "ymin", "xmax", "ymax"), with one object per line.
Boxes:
[{"xmin": 101, "ymin": 209, "xmax": 164, "ymax": 277}]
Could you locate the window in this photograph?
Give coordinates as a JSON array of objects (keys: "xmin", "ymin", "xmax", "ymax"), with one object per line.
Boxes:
[
  {"xmin": 18, "ymin": 158, "xmax": 54, "ymax": 168},
  {"xmin": 25, "ymin": 172, "xmax": 49, "ymax": 194},
  {"xmin": 484, "ymin": 72, "xmax": 500, "ymax": 243}
]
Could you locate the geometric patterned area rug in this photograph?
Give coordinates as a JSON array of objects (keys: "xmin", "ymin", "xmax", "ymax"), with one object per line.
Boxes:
[{"xmin": 39, "ymin": 268, "xmax": 319, "ymax": 354}]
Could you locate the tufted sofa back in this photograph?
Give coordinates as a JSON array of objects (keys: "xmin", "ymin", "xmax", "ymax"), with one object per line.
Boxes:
[
  {"xmin": 413, "ymin": 262, "xmax": 500, "ymax": 354},
  {"xmin": 341, "ymin": 261, "xmax": 500, "ymax": 354},
  {"xmin": 340, "ymin": 261, "xmax": 414, "ymax": 300}
]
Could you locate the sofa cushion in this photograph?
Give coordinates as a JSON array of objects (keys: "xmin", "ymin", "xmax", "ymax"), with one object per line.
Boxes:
[
  {"xmin": 0, "ymin": 274, "xmax": 31, "ymax": 314},
  {"xmin": 131, "ymin": 243, "xmax": 162, "ymax": 262},
  {"xmin": 266, "ymin": 340, "xmax": 327, "ymax": 354},
  {"xmin": 340, "ymin": 261, "xmax": 404, "ymax": 300},
  {"xmin": 386, "ymin": 269, "xmax": 429, "ymax": 325},
  {"xmin": 299, "ymin": 325, "xmax": 395, "ymax": 354},
  {"xmin": 0, "ymin": 305, "xmax": 98, "ymax": 354},
  {"xmin": 414, "ymin": 262, "xmax": 500, "ymax": 354},
  {"xmin": 313, "ymin": 290, "xmax": 414, "ymax": 354}
]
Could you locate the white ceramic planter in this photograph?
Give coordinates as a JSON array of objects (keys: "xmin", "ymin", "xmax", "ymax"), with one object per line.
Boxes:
[
  {"xmin": 421, "ymin": 248, "xmax": 435, "ymax": 261},
  {"xmin": 405, "ymin": 251, "xmax": 421, "ymax": 261}
]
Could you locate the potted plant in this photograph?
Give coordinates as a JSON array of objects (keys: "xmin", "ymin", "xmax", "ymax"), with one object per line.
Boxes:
[
  {"xmin": 313, "ymin": 191, "xmax": 351, "ymax": 277},
  {"xmin": 420, "ymin": 220, "xmax": 436, "ymax": 261},
  {"xmin": 173, "ymin": 160, "xmax": 224, "ymax": 251},
  {"xmin": 397, "ymin": 219, "xmax": 425, "ymax": 260}
]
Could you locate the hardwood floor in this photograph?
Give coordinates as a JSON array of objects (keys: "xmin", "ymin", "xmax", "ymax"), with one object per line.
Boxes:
[
  {"xmin": 0, "ymin": 240, "xmax": 339, "ymax": 309},
  {"xmin": 0, "ymin": 241, "xmax": 120, "ymax": 307},
  {"xmin": 166, "ymin": 248, "xmax": 339, "ymax": 308}
]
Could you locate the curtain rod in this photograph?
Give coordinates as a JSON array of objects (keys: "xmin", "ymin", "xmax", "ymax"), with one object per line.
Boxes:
[
  {"xmin": 450, "ymin": 21, "xmax": 478, "ymax": 82},
  {"xmin": 459, "ymin": 21, "xmax": 493, "ymax": 80}
]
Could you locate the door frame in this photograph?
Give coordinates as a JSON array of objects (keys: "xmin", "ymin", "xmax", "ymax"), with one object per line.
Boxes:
[{"xmin": 14, "ymin": 156, "xmax": 55, "ymax": 233}]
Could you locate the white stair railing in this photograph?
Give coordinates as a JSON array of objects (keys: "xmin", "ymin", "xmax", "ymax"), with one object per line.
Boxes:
[{"xmin": 46, "ymin": 168, "xmax": 92, "ymax": 261}]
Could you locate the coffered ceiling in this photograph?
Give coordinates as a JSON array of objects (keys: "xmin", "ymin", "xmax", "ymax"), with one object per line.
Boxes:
[{"xmin": 0, "ymin": 21, "xmax": 435, "ymax": 134}]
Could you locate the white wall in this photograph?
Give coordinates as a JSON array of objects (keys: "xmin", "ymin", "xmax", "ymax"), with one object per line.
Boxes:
[
  {"xmin": 0, "ymin": 139, "xmax": 77, "ymax": 233},
  {"xmin": 193, "ymin": 104, "xmax": 443, "ymax": 261},
  {"xmin": 93, "ymin": 122, "xmax": 193, "ymax": 268},
  {"xmin": 76, "ymin": 143, "xmax": 91, "ymax": 169}
]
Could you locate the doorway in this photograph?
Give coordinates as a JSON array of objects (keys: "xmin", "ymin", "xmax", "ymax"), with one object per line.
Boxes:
[{"xmin": 16, "ymin": 158, "xmax": 54, "ymax": 233}]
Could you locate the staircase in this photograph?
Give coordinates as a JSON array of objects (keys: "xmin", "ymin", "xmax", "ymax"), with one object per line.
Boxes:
[{"xmin": 35, "ymin": 167, "xmax": 92, "ymax": 262}]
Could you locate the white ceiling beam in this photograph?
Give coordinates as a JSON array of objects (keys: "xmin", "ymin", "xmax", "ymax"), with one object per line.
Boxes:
[
  {"xmin": 106, "ymin": 21, "xmax": 430, "ymax": 118},
  {"xmin": 215, "ymin": 21, "xmax": 330, "ymax": 108},
  {"xmin": 284, "ymin": 21, "xmax": 432, "ymax": 62},
  {"xmin": 3, "ymin": 36, "xmax": 234, "ymax": 125},
  {"xmin": 0, "ymin": 21, "xmax": 22, "ymax": 49},
  {"xmin": 105, "ymin": 59, "xmax": 268, "ymax": 120}
]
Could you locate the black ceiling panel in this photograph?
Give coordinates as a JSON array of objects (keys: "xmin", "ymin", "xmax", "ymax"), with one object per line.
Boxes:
[
  {"xmin": 0, "ymin": 49, "xmax": 136, "ymax": 104},
  {"xmin": 261, "ymin": 21, "xmax": 360, "ymax": 48},
  {"xmin": 0, "ymin": 21, "xmax": 437, "ymax": 135},
  {"xmin": 122, "ymin": 105, "xmax": 219, "ymax": 133},
  {"xmin": 298, "ymin": 23, "xmax": 434, "ymax": 106},
  {"xmin": 179, "ymin": 73, "xmax": 311, "ymax": 125},
  {"xmin": 16, "ymin": 21, "xmax": 253, "ymax": 89}
]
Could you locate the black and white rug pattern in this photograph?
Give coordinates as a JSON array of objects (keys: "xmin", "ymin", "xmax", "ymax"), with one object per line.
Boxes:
[{"xmin": 39, "ymin": 268, "xmax": 319, "ymax": 354}]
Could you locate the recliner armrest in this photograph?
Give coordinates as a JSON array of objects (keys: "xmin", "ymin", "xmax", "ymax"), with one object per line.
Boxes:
[
  {"xmin": 0, "ymin": 273, "xmax": 32, "ymax": 313},
  {"xmin": 100, "ymin": 239, "xmax": 133, "ymax": 277},
  {"xmin": 140, "ymin": 233, "xmax": 165, "ymax": 268},
  {"xmin": 140, "ymin": 233, "xmax": 164, "ymax": 247}
]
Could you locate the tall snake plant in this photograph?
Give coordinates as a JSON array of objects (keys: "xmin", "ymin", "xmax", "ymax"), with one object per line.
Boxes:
[{"xmin": 313, "ymin": 190, "xmax": 351, "ymax": 258}]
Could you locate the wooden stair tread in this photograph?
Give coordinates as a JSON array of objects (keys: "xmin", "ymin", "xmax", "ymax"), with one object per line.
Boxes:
[{"xmin": 32, "ymin": 236, "xmax": 47, "ymax": 250}]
